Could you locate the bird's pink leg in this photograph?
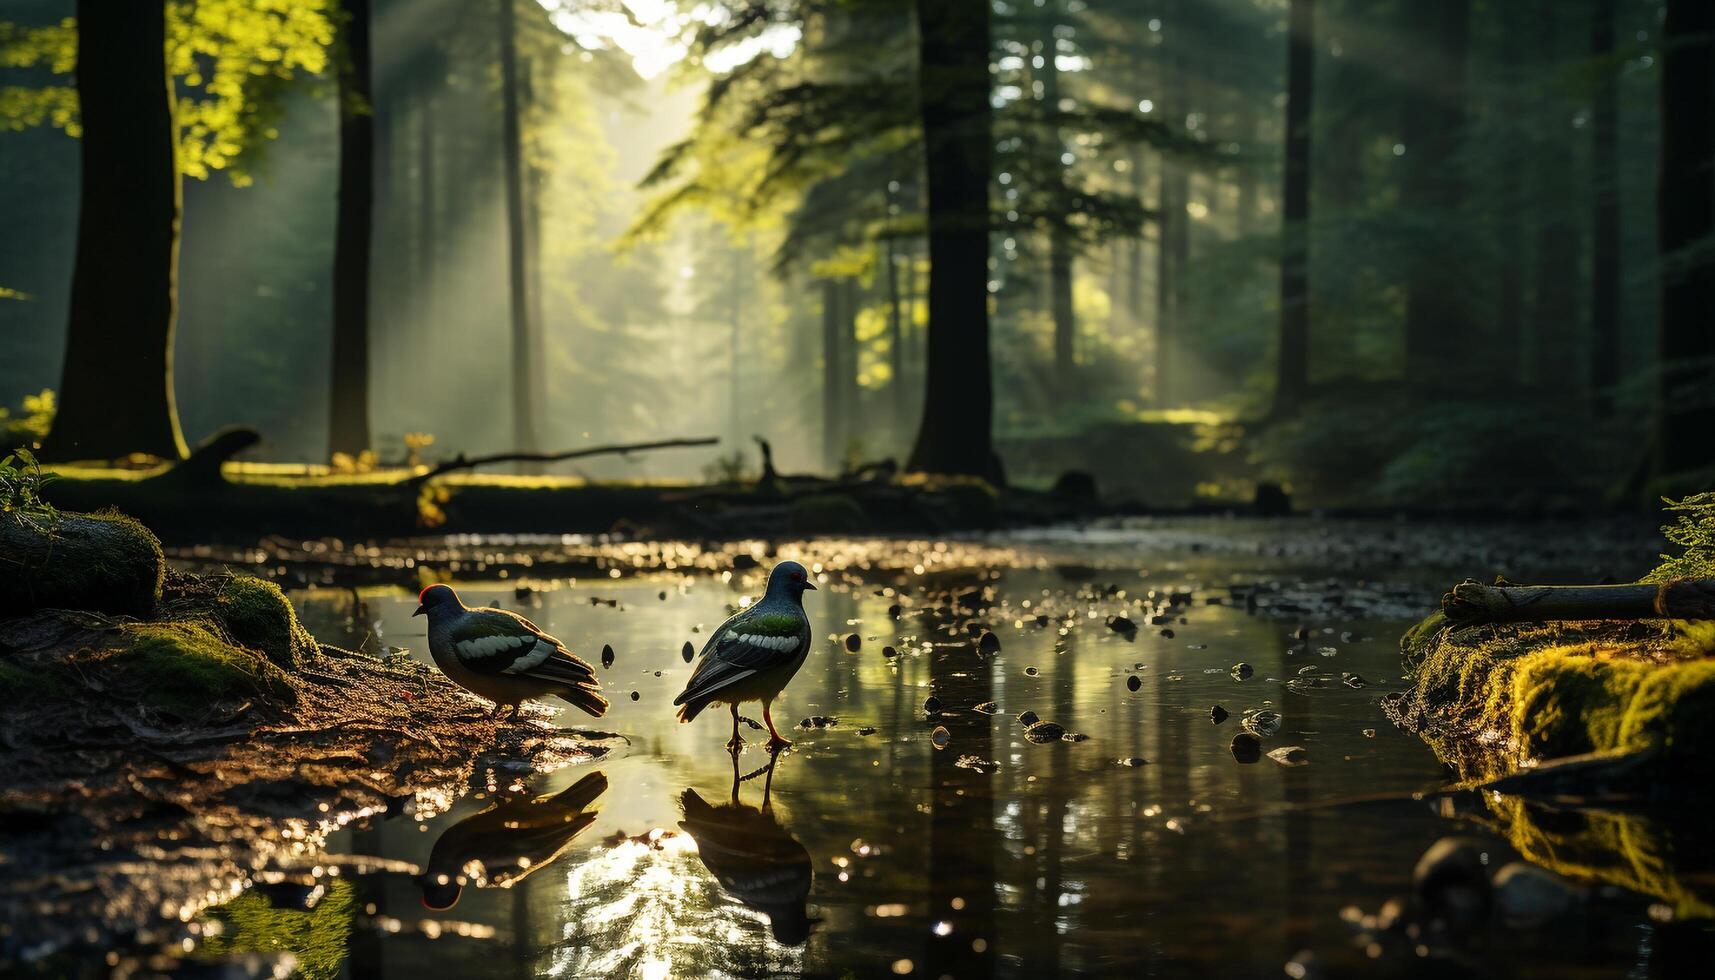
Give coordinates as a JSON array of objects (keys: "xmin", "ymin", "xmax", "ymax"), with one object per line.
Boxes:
[
  {"xmin": 763, "ymin": 702, "xmax": 793, "ymax": 750},
  {"xmin": 725, "ymin": 703, "xmax": 744, "ymax": 754}
]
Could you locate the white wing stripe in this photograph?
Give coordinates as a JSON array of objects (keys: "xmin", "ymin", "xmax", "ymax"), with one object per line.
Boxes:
[
  {"xmin": 459, "ymin": 634, "xmax": 530, "ymax": 658},
  {"xmin": 503, "ymin": 638, "xmax": 554, "ymax": 675},
  {"xmin": 733, "ymin": 633, "xmax": 799, "ymax": 652}
]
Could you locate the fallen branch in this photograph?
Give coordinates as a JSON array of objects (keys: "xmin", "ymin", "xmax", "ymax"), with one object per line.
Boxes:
[
  {"xmin": 1441, "ymin": 578, "xmax": 1715, "ymax": 624},
  {"xmin": 405, "ymin": 437, "xmax": 719, "ymax": 487}
]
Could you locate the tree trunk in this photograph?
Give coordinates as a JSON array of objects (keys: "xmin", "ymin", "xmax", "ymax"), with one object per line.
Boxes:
[
  {"xmin": 905, "ymin": 0, "xmax": 996, "ymax": 479},
  {"xmin": 1658, "ymin": 0, "xmax": 1715, "ymax": 476},
  {"xmin": 1037, "ymin": 5, "xmax": 1076, "ymax": 406},
  {"xmin": 729, "ymin": 241, "xmax": 746, "ymax": 446},
  {"xmin": 822, "ymin": 276, "xmax": 843, "ymax": 472},
  {"xmin": 1531, "ymin": 16, "xmax": 1582, "ymax": 392},
  {"xmin": 41, "ymin": 0, "xmax": 188, "ymax": 462},
  {"xmin": 328, "ymin": 0, "xmax": 375, "ymax": 458},
  {"xmin": 1442, "ymin": 579, "xmax": 1715, "ymax": 624},
  {"xmin": 1399, "ymin": 0, "xmax": 1472, "ymax": 383},
  {"xmin": 1274, "ymin": 0, "xmax": 1314, "ymax": 416},
  {"xmin": 883, "ymin": 198, "xmax": 905, "ymax": 440},
  {"xmin": 1125, "ymin": 145, "xmax": 1145, "ymax": 322},
  {"xmin": 1590, "ymin": 0, "xmax": 1620, "ymax": 417},
  {"xmin": 498, "ymin": 0, "xmax": 539, "ymax": 456}
]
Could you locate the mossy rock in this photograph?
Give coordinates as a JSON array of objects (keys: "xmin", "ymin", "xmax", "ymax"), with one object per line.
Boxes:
[
  {"xmin": 0, "ymin": 509, "xmax": 163, "ymax": 618},
  {"xmin": 1395, "ymin": 613, "xmax": 1715, "ymax": 783},
  {"xmin": 788, "ymin": 493, "xmax": 872, "ymax": 534},
  {"xmin": 212, "ymin": 575, "xmax": 318, "ymax": 670},
  {"xmin": 88, "ymin": 619, "xmax": 294, "ymax": 713}
]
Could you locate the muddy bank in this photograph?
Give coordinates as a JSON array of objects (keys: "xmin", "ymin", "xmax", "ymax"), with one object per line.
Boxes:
[{"xmin": 0, "ymin": 511, "xmax": 614, "ymax": 970}]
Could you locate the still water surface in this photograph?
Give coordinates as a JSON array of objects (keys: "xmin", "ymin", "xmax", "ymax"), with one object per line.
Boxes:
[{"xmin": 260, "ymin": 522, "xmax": 1707, "ymax": 978}]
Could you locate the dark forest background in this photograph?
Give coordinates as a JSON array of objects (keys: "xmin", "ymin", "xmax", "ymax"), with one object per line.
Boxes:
[{"xmin": 1, "ymin": 0, "xmax": 1711, "ymax": 509}]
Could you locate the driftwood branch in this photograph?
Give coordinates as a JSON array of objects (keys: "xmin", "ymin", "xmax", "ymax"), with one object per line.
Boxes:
[
  {"xmin": 1441, "ymin": 578, "xmax": 1715, "ymax": 624},
  {"xmin": 405, "ymin": 437, "xmax": 719, "ymax": 488}
]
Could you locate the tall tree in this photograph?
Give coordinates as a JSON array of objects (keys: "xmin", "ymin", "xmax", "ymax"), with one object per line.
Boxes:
[
  {"xmin": 498, "ymin": 0, "xmax": 539, "ymax": 455},
  {"xmin": 41, "ymin": 0, "xmax": 188, "ymax": 462},
  {"xmin": 1530, "ymin": 15, "xmax": 1580, "ymax": 391},
  {"xmin": 905, "ymin": 0, "xmax": 997, "ymax": 479},
  {"xmin": 1589, "ymin": 0, "xmax": 1620, "ymax": 416},
  {"xmin": 1398, "ymin": 0, "xmax": 1472, "ymax": 383},
  {"xmin": 1274, "ymin": 0, "xmax": 1314, "ymax": 415},
  {"xmin": 1033, "ymin": 2, "xmax": 1077, "ymax": 406},
  {"xmin": 328, "ymin": 0, "xmax": 375, "ymax": 458},
  {"xmin": 1657, "ymin": 0, "xmax": 1715, "ymax": 475},
  {"xmin": 821, "ymin": 276, "xmax": 845, "ymax": 471}
]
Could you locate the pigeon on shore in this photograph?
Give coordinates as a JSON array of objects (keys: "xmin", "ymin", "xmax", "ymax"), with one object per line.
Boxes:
[
  {"xmin": 673, "ymin": 560, "xmax": 815, "ymax": 751},
  {"xmin": 415, "ymin": 584, "xmax": 609, "ymax": 719}
]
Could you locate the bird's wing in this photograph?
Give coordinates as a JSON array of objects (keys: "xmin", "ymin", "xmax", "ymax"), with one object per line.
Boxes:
[
  {"xmin": 450, "ymin": 609, "xmax": 600, "ymax": 689},
  {"xmin": 673, "ymin": 611, "xmax": 808, "ymax": 706}
]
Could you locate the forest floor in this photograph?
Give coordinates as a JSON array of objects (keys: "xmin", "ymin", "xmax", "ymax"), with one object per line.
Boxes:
[{"xmin": 0, "ymin": 547, "xmax": 619, "ymax": 964}]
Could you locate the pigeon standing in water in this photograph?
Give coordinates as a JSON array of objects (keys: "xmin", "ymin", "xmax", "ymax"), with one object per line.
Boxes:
[
  {"xmin": 415, "ymin": 584, "xmax": 609, "ymax": 719},
  {"xmin": 674, "ymin": 560, "xmax": 815, "ymax": 751}
]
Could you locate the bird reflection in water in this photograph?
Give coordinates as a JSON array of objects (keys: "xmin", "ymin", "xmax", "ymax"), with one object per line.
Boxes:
[
  {"xmin": 419, "ymin": 770, "xmax": 608, "ymax": 910},
  {"xmin": 678, "ymin": 749, "xmax": 817, "ymax": 946}
]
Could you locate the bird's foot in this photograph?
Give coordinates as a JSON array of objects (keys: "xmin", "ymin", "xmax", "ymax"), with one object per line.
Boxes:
[{"xmin": 766, "ymin": 735, "xmax": 793, "ymax": 752}]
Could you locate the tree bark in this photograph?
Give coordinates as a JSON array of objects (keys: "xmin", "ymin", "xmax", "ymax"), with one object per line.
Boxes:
[
  {"xmin": 1037, "ymin": 5, "xmax": 1076, "ymax": 406},
  {"xmin": 883, "ymin": 188, "xmax": 905, "ymax": 441},
  {"xmin": 1399, "ymin": 0, "xmax": 1472, "ymax": 383},
  {"xmin": 328, "ymin": 0, "xmax": 375, "ymax": 458},
  {"xmin": 498, "ymin": 0, "xmax": 539, "ymax": 457},
  {"xmin": 1274, "ymin": 0, "xmax": 1314, "ymax": 416},
  {"xmin": 1530, "ymin": 15, "xmax": 1581, "ymax": 392},
  {"xmin": 1590, "ymin": 0, "xmax": 1620, "ymax": 417},
  {"xmin": 41, "ymin": 0, "xmax": 188, "ymax": 462},
  {"xmin": 905, "ymin": 0, "xmax": 997, "ymax": 479},
  {"xmin": 821, "ymin": 277, "xmax": 843, "ymax": 472},
  {"xmin": 1442, "ymin": 579, "xmax": 1715, "ymax": 624},
  {"xmin": 1657, "ymin": 0, "xmax": 1715, "ymax": 475}
]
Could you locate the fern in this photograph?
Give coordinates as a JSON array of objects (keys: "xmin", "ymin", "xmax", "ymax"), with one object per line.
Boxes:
[{"xmin": 1649, "ymin": 493, "xmax": 1715, "ymax": 582}]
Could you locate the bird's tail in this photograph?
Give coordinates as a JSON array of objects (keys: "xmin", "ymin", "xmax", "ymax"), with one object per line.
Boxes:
[
  {"xmin": 676, "ymin": 698, "xmax": 708, "ymax": 724},
  {"xmin": 558, "ymin": 685, "xmax": 611, "ymax": 718}
]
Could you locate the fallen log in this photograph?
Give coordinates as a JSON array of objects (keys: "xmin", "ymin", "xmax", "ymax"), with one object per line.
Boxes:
[
  {"xmin": 404, "ymin": 436, "xmax": 719, "ymax": 488},
  {"xmin": 1441, "ymin": 578, "xmax": 1715, "ymax": 623}
]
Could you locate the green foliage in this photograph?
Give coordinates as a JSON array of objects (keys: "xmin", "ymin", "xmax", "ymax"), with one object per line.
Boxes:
[
  {"xmin": 1649, "ymin": 493, "xmax": 1715, "ymax": 582},
  {"xmin": 0, "ymin": 2, "xmax": 336, "ymax": 183},
  {"xmin": 0, "ymin": 445, "xmax": 55, "ymax": 517},
  {"xmin": 199, "ymin": 879, "xmax": 357, "ymax": 980}
]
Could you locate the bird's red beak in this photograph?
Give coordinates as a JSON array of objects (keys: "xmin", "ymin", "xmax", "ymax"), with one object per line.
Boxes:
[{"xmin": 412, "ymin": 605, "xmax": 426, "ymax": 617}]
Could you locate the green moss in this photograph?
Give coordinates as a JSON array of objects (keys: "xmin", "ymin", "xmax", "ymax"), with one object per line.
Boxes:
[
  {"xmin": 0, "ymin": 508, "xmax": 164, "ymax": 618},
  {"xmin": 1399, "ymin": 616, "xmax": 1715, "ymax": 782},
  {"xmin": 0, "ymin": 660, "xmax": 71, "ymax": 699},
  {"xmin": 98, "ymin": 619, "xmax": 293, "ymax": 713},
  {"xmin": 213, "ymin": 575, "xmax": 317, "ymax": 670},
  {"xmin": 199, "ymin": 879, "xmax": 356, "ymax": 980}
]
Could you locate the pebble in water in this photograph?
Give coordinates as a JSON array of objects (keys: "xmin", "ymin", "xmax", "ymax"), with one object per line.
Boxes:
[
  {"xmin": 630, "ymin": 691, "xmax": 640, "ymax": 702},
  {"xmin": 601, "ymin": 644, "xmax": 614, "ymax": 669},
  {"xmin": 1230, "ymin": 662, "xmax": 1254, "ymax": 680},
  {"xmin": 1025, "ymin": 721, "xmax": 1066, "ymax": 744},
  {"xmin": 923, "ymin": 696, "xmax": 943, "ymax": 714},
  {"xmin": 882, "ymin": 645, "xmax": 900, "ymax": 658},
  {"xmin": 798, "ymin": 715, "xmax": 838, "ymax": 729},
  {"xmin": 1267, "ymin": 745, "xmax": 1308, "ymax": 766},
  {"xmin": 1210, "ymin": 705, "xmax": 1229, "ymax": 724},
  {"xmin": 1107, "ymin": 615, "xmax": 1137, "ymax": 635},
  {"xmin": 973, "ymin": 701, "xmax": 999, "ymax": 714},
  {"xmin": 845, "ymin": 633, "xmax": 862, "ymax": 652},
  {"xmin": 978, "ymin": 631, "xmax": 1001, "ymax": 654},
  {"xmin": 1024, "ymin": 666, "xmax": 1039, "ymax": 676},
  {"xmin": 857, "ymin": 726, "xmax": 878, "ymax": 736},
  {"xmin": 1493, "ymin": 862, "xmax": 1577, "ymax": 926},
  {"xmin": 931, "ymin": 726, "xmax": 951, "ymax": 749},
  {"xmin": 1413, "ymin": 837, "xmax": 1492, "ymax": 920},
  {"xmin": 1116, "ymin": 757, "xmax": 1149, "ymax": 767},
  {"xmin": 1126, "ymin": 675, "xmax": 1142, "ymax": 692},
  {"xmin": 1230, "ymin": 732, "xmax": 1262, "ymax": 763},
  {"xmin": 1018, "ymin": 710, "xmax": 1040, "ymax": 726},
  {"xmin": 1243, "ymin": 710, "xmax": 1282, "ymax": 736},
  {"xmin": 681, "ymin": 641, "xmax": 695, "ymax": 663}
]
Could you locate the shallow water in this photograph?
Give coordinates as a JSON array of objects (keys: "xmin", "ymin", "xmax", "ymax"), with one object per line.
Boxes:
[
  {"xmin": 9, "ymin": 519, "xmax": 1712, "ymax": 977},
  {"xmin": 286, "ymin": 524, "xmax": 1704, "ymax": 978}
]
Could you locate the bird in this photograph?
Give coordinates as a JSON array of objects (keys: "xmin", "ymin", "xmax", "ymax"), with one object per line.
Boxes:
[
  {"xmin": 677, "ymin": 754, "xmax": 814, "ymax": 946},
  {"xmin": 673, "ymin": 560, "xmax": 816, "ymax": 752},
  {"xmin": 420, "ymin": 770, "xmax": 608, "ymax": 911},
  {"xmin": 415, "ymin": 584, "xmax": 609, "ymax": 719}
]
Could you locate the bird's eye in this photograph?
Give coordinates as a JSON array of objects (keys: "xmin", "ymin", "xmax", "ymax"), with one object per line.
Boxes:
[{"xmin": 791, "ymin": 572, "xmax": 802, "ymax": 581}]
